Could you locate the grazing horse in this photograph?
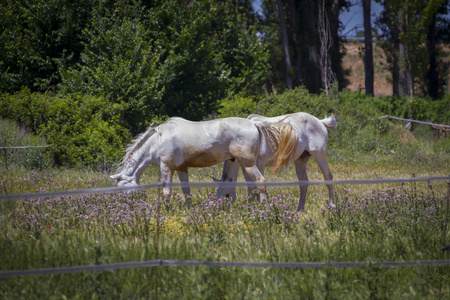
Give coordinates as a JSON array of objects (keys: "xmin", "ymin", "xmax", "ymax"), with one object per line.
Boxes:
[
  {"xmin": 216, "ymin": 112, "xmax": 337, "ymax": 211},
  {"xmin": 111, "ymin": 117, "xmax": 298, "ymax": 203}
]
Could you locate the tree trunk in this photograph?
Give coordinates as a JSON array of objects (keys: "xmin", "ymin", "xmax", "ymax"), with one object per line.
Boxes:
[
  {"xmin": 427, "ymin": 13, "xmax": 438, "ymax": 99},
  {"xmin": 276, "ymin": 0, "xmax": 293, "ymax": 90},
  {"xmin": 287, "ymin": 0, "xmax": 303, "ymax": 86},
  {"xmin": 363, "ymin": 0, "xmax": 374, "ymax": 96},
  {"xmin": 390, "ymin": 0, "xmax": 400, "ymax": 97},
  {"xmin": 398, "ymin": 42, "xmax": 410, "ymax": 97},
  {"xmin": 327, "ymin": 0, "xmax": 345, "ymax": 90},
  {"xmin": 394, "ymin": 9, "xmax": 409, "ymax": 98},
  {"xmin": 305, "ymin": 0, "xmax": 321, "ymax": 93},
  {"xmin": 318, "ymin": 0, "xmax": 336, "ymax": 95}
]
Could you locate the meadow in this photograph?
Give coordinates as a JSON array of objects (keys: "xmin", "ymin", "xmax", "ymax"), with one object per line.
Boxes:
[{"xmin": 1, "ymin": 139, "xmax": 449, "ymax": 299}]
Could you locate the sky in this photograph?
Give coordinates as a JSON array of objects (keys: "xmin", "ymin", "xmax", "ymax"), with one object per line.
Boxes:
[{"xmin": 339, "ymin": 1, "xmax": 384, "ymax": 36}]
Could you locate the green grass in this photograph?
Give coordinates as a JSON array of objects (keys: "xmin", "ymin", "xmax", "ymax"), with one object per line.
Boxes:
[{"xmin": 1, "ymin": 151, "xmax": 449, "ymax": 299}]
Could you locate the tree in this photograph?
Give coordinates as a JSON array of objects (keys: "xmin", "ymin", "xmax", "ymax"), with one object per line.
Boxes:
[
  {"xmin": 58, "ymin": 0, "xmax": 269, "ymax": 133},
  {"xmin": 426, "ymin": 2, "xmax": 449, "ymax": 99},
  {"xmin": 363, "ymin": 0, "xmax": 374, "ymax": 95},
  {"xmin": 0, "ymin": 0, "xmax": 95, "ymax": 93},
  {"xmin": 376, "ymin": 0, "xmax": 447, "ymax": 100},
  {"xmin": 318, "ymin": 0, "xmax": 337, "ymax": 95},
  {"xmin": 276, "ymin": 0, "xmax": 293, "ymax": 89},
  {"xmin": 304, "ymin": 0, "xmax": 322, "ymax": 93},
  {"xmin": 287, "ymin": 0, "xmax": 303, "ymax": 86},
  {"xmin": 58, "ymin": 5, "xmax": 164, "ymax": 133},
  {"xmin": 262, "ymin": 0, "xmax": 349, "ymax": 93}
]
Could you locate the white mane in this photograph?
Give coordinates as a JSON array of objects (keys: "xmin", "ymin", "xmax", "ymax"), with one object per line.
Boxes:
[
  {"xmin": 117, "ymin": 118, "xmax": 181, "ymax": 172},
  {"xmin": 117, "ymin": 126, "xmax": 157, "ymax": 172}
]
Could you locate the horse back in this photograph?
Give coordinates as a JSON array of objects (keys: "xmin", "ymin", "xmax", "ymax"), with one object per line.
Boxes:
[{"xmin": 159, "ymin": 117, "xmax": 261, "ymax": 168}]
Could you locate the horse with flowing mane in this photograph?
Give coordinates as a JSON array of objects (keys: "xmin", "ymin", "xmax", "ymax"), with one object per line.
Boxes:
[
  {"xmin": 111, "ymin": 117, "xmax": 298, "ymax": 203},
  {"xmin": 215, "ymin": 112, "xmax": 337, "ymax": 211}
]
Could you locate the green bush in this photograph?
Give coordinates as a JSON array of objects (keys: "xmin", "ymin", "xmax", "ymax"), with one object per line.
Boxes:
[
  {"xmin": 217, "ymin": 94, "xmax": 257, "ymax": 118},
  {"xmin": 329, "ymin": 93, "xmax": 394, "ymax": 151},
  {"xmin": 58, "ymin": 12, "xmax": 164, "ymax": 134},
  {"xmin": 0, "ymin": 89, "xmax": 130, "ymax": 169},
  {"xmin": 255, "ymin": 86, "xmax": 334, "ymax": 117},
  {"xmin": 2, "ymin": 86, "xmax": 447, "ymax": 169},
  {"xmin": 410, "ymin": 95, "xmax": 450, "ymax": 124}
]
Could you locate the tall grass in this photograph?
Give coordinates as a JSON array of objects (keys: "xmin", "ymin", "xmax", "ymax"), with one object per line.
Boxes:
[
  {"xmin": 1, "ymin": 160, "xmax": 448, "ymax": 298},
  {"xmin": 0, "ymin": 118, "xmax": 53, "ymax": 170}
]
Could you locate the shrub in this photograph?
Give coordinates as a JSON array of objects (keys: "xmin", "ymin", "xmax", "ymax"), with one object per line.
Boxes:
[
  {"xmin": 255, "ymin": 86, "xmax": 334, "ymax": 117},
  {"xmin": 0, "ymin": 89, "xmax": 130, "ymax": 169},
  {"xmin": 217, "ymin": 94, "xmax": 257, "ymax": 118}
]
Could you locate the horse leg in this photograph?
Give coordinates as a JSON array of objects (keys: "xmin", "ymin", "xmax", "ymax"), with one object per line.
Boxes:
[
  {"xmin": 240, "ymin": 164, "xmax": 266, "ymax": 202},
  {"xmin": 216, "ymin": 159, "xmax": 240, "ymax": 201},
  {"xmin": 256, "ymin": 160, "xmax": 267, "ymax": 201},
  {"xmin": 314, "ymin": 152, "xmax": 335, "ymax": 207},
  {"xmin": 294, "ymin": 152, "xmax": 312, "ymax": 211},
  {"xmin": 160, "ymin": 163, "xmax": 174, "ymax": 200},
  {"xmin": 176, "ymin": 169, "xmax": 191, "ymax": 206}
]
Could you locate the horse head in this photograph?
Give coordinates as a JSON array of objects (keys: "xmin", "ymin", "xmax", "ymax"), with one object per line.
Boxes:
[
  {"xmin": 213, "ymin": 159, "xmax": 240, "ymax": 201},
  {"xmin": 110, "ymin": 173, "xmax": 138, "ymax": 187},
  {"xmin": 213, "ymin": 176, "xmax": 237, "ymax": 200}
]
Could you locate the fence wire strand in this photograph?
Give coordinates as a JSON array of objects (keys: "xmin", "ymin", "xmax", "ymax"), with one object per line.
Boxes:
[
  {"xmin": 1, "ymin": 176, "xmax": 449, "ymax": 201},
  {"xmin": 1, "ymin": 259, "xmax": 450, "ymax": 278},
  {"xmin": 379, "ymin": 115, "xmax": 450, "ymax": 128}
]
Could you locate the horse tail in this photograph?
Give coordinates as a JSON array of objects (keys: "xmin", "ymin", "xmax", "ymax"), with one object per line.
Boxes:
[
  {"xmin": 255, "ymin": 122, "xmax": 299, "ymax": 173},
  {"xmin": 321, "ymin": 114, "xmax": 337, "ymax": 130}
]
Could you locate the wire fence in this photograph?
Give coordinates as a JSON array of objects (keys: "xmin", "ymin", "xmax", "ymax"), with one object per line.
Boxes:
[
  {"xmin": 378, "ymin": 115, "xmax": 450, "ymax": 129},
  {"xmin": 1, "ymin": 259, "xmax": 450, "ymax": 278},
  {"xmin": 0, "ymin": 146, "xmax": 53, "ymax": 149},
  {"xmin": 1, "ymin": 175, "xmax": 449, "ymax": 201},
  {"xmin": 0, "ymin": 175, "xmax": 449, "ymax": 279},
  {"xmin": 1, "ymin": 145, "xmax": 52, "ymax": 170}
]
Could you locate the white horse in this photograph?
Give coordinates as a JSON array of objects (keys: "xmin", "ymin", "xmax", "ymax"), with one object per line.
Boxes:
[
  {"xmin": 215, "ymin": 112, "xmax": 337, "ymax": 211},
  {"xmin": 111, "ymin": 117, "xmax": 298, "ymax": 203}
]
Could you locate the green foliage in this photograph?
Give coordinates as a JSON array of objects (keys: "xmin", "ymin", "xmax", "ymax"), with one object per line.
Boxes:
[
  {"xmin": 410, "ymin": 94, "xmax": 450, "ymax": 123},
  {"xmin": 1, "ymin": 0, "xmax": 269, "ymax": 134},
  {"xmin": 254, "ymin": 86, "xmax": 334, "ymax": 117},
  {"xmin": 0, "ymin": 0, "xmax": 95, "ymax": 92},
  {"xmin": 55, "ymin": 0, "xmax": 269, "ymax": 133},
  {"xmin": 0, "ymin": 89, "xmax": 130, "ymax": 168},
  {"xmin": 218, "ymin": 94, "xmax": 257, "ymax": 118},
  {"xmin": 58, "ymin": 7, "xmax": 164, "ymax": 133}
]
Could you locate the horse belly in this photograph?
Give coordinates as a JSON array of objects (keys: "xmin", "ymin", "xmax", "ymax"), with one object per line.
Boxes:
[{"xmin": 177, "ymin": 151, "xmax": 228, "ymax": 169}]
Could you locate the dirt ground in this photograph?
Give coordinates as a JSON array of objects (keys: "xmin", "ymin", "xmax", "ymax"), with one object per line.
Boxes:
[
  {"xmin": 343, "ymin": 43, "xmax": 450, "ymax": 97},
  {"xmin": 342, "ymin": 43, "xmax": 392, "ymax": 96}
]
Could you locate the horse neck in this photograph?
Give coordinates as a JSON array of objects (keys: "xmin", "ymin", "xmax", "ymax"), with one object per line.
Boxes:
[
  {"xmin": 221, "ymin": 159, "xmax": 240, "ymax": 181},
  {"xmin": 122, "ymin": 132, "xmax": 158, "ymax": 181}
]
